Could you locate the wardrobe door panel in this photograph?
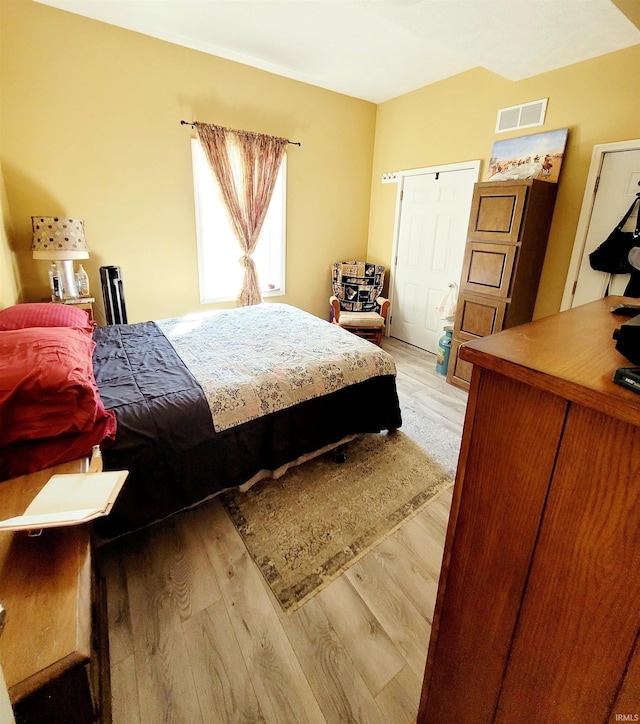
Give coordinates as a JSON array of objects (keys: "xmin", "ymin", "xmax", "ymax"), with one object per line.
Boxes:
[
  {"xmin": 446, "ymin": 337, "xmax": 474, "ymax": 386},
  {"xmin": 460, "ymin": 242, "xmax": 517, "ymax": 297},
  {"xmin": 467, "ymin": 183, "xmax": 528, "ymax": 243},
  {"xmin": 455, "ymin": 293, "xmax": 506, "ymax": 338}
]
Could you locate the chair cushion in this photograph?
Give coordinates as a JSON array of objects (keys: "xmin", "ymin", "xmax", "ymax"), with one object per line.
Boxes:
[{"xmin": 337, "ymin": 311, "xmax": 385, "ymax": 328}]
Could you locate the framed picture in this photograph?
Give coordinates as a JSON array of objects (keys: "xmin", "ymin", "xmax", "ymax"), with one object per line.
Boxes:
[{"xmin": 486, "ymin": 128, "xmax": 568, "ymax": 183}]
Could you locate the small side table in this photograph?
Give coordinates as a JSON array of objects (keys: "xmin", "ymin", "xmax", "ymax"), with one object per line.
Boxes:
[
  {"xmin": 0, "ymin": 459, "xmax": 111, "ymax": 723},
  {"xmin": 53, "ymin": 297, "xmax": 95, "ymax": 323}
]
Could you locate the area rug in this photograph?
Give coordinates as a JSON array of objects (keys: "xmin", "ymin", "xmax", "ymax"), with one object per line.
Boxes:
[{"xmin": 220, "ymin": 430, "xmax": 454, "ymax": 612}]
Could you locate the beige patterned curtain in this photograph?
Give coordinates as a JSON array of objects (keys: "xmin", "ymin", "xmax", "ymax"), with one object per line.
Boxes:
[{"xmin": 194, "ymin": 122, "xmax": 288, "ymax": 306}]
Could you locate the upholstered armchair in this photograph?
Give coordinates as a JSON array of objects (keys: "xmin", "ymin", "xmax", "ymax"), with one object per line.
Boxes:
[{"xmin": 329, "ymin": 261, "xmax": 390, "ymax": 346}]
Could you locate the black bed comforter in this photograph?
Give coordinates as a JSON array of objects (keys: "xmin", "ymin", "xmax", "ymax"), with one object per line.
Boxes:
[{"xmin": 92, "ymin": 322, "xmax": 402, "ymax": 538}]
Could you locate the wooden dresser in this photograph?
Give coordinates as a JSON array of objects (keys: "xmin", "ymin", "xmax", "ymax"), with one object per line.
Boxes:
[
  {"xmin": 447, "ymin": 179, "xmax": 557, "ymax": 390},
  {"xmin": 420, "ymin": 297, "xmax": 640, "ymax": 723},
  {"xmin": 0, "ymin": 460, "xmax": 110, "ymax": 723}
]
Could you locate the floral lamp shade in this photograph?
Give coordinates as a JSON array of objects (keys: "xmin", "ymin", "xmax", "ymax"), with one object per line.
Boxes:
[{"xmin": 31, "ymin": 217, "xmax": 89, "ymax": 260}]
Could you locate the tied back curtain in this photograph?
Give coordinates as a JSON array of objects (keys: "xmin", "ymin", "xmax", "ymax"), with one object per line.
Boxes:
[{"xmin": 194, "ymin": 122, "xmax": 288, "ymax": 306}]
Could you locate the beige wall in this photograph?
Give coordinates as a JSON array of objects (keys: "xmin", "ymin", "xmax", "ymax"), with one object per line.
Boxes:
[
  {"xmin": 2, "ymin": 0, "xmax": 640, "ymax": 323},
  {"xmin": 0, "ymin": 165, "xmax": 20, "ymax": 310},
  {"xmin": 0, "ymin": 2, "xmax": 18, "ymax": 310},
  {"xmin": 369, "ymin": 47, "xmax": 640, "ymax": 319},
  {"xmin": 0, "ymin": 0, "xmax": 375, "ymax": 322}
]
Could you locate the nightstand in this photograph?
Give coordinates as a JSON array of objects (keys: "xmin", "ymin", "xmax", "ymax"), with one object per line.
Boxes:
[
  {"xmin": 0, "ymin": 459, "xmax": 111, "ymax": 723},
  {"xmin": 53, "ymin": 297, "xmax": 95, "ymax": 323}
]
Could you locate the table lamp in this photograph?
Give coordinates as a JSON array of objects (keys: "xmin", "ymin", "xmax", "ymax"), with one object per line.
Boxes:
[{"xmin": 31, "ymin": 216, "xmax": 89, "ymax": 299}]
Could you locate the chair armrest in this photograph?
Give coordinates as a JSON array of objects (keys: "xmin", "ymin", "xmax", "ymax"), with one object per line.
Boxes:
[
  {"xmin": 376, "ymin": 296, "xmax": 390, "ymax": 320},
  {"xmin": 329, "ymin": 296, "xmax": 341, "ymax": 323}
]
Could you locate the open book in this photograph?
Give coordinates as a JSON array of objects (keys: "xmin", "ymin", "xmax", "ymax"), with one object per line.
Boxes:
[{"xmin": 0, "ymin": 470, "xmax": 128, "ymax": 531}]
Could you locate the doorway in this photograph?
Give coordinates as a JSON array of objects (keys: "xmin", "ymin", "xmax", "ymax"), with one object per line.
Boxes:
[
  {"xmin": 562, "ymin": 140, "xmax": 640, "ymax": 309},
  {"xmin": 389, "ymin": 161, "xmax": 480, "ymax": 354}
]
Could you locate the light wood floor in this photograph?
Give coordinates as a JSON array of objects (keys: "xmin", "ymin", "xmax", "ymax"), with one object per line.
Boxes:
[{"xmin": 98, "ymin": 337, "xmax": 468, "ymax": 724}]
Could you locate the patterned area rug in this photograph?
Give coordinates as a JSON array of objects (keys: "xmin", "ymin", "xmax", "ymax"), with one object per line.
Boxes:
[{"xmin": 221, "ymin": 429, "xmax": 454, "ymax": 612}]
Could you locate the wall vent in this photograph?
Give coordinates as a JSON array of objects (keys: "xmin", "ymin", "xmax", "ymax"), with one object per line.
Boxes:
[{"xmin": 496, "ymin": 98, "xmax": 548, "ymax": 133}]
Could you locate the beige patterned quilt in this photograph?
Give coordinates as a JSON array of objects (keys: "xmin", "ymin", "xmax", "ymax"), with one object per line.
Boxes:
[{"xmin": 158, "ymin": 303, "xmax": 396, "ymax": 432}]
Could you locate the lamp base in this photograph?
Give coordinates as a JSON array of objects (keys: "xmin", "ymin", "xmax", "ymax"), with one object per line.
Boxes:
[{"xmin": 58, "ymin": 259, "xmax": 79, "ymax": 299}]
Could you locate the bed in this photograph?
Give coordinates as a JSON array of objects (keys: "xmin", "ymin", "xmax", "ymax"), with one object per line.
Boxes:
[{"xmin": 0, "ymin": 302, "xmax": 401, "ymax": 538}]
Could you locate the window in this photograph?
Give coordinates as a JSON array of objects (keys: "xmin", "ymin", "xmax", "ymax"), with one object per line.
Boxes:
[{"xmin": 191, "ymin": 138, "xmax": 286, "ymax": 304}]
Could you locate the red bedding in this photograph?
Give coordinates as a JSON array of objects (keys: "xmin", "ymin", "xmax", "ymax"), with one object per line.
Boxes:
[{"xmin": 0, "ymin": 306, "xmax": 116, "ymax": 480}]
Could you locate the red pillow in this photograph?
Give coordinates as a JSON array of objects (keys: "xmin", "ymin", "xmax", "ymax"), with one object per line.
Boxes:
[
  {"xmin": 0, "ymin": 303, "xmax": 94, "ymax": 332},
  {"xmin": 0, "ymin": 327, "xmax": 114, "ymax": 446}
]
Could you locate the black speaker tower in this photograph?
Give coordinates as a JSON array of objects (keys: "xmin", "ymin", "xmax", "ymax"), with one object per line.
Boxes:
[{"xmin": 100, "ymin": 266, "xmax": 128, "ymax": 325}]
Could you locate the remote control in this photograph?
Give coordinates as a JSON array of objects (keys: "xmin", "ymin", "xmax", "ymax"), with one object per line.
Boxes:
[{"xmin": 610, "ymin": 304, "xmax": 640, "ymax": 316}]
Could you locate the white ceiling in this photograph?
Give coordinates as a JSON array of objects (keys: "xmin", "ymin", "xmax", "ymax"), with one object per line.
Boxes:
[{"xmin": 36, "ymin": 0, "xmax": 640, "ymax": 103}]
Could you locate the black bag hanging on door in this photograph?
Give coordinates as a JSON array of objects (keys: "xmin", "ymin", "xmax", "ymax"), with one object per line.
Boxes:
[
  {"xmin": 625, "ymin": 244, "xmax": 640, "ymax": 297},
  {"xmin": 589, "ymin": 194, "xmax": 640, "ymax": 274}
]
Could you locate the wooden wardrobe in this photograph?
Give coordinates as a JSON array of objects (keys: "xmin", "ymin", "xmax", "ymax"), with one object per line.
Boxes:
[
  {"xmin": 419, "ymin": 297, "xmax": 640, "ymax": 723},
  {"xmin": 447, "ymin": 179, "xmax": 557, "ymax": 390}
]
